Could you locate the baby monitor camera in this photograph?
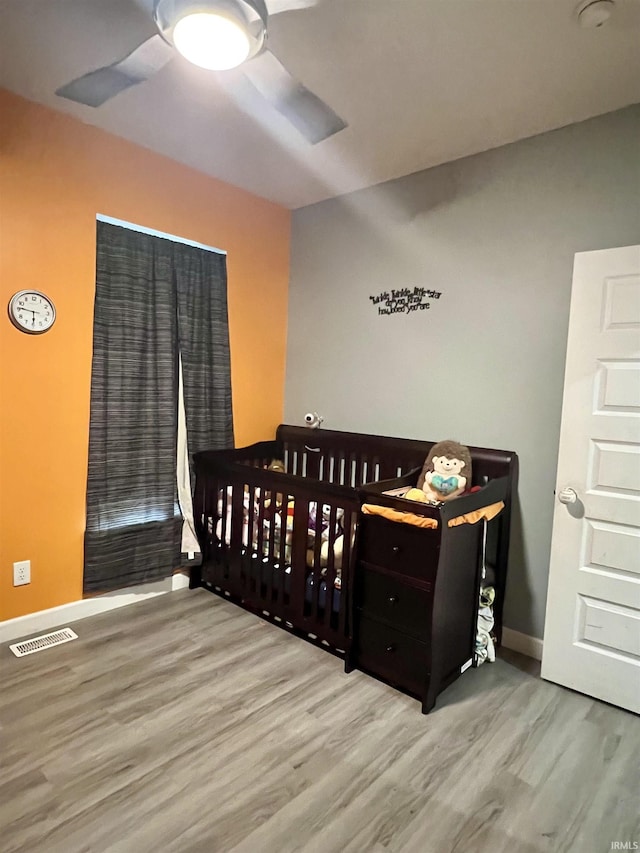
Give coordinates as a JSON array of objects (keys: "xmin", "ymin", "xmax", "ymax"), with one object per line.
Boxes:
[{"xmin": 304, "ymin": 412, "xmax": 324, "ymax": 429}]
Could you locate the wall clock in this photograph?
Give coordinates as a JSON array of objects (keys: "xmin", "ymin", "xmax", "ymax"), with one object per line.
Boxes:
[{"xmin": 8, "ymin": 290, "xmax": 56, "ymax": 334}]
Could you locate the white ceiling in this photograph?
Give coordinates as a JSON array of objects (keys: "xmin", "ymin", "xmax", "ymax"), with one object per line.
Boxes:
[{"xmin": 1, "ymin": 0, "xmax": 639, "ymax": 209}]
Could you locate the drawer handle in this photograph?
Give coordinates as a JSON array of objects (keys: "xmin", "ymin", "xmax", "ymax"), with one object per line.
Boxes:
[
  {"xmin": 388, "ymin": 595, "xmax": 399, "ymax": 605},
  {"xmin": 391, "ymin": 545, "xmax": 401, "ymax": 555},
  {"xmin": 386, "ymin": 644, "xmax": 396, "ymax": 653}
]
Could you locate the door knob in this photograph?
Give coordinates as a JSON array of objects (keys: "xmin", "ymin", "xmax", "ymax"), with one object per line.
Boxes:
[{"xmin": 558, "ymin": 487, "xmax": 578, "ymax": 505}]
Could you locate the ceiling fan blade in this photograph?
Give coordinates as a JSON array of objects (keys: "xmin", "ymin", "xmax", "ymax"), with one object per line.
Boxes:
[
  {"xmin": 55, "ymin": 34, "xmax": 173, "ymax": 107},
  {"xmin": 129, "ymin": 0, "xmax": 157, "ymax": 16},
  {"xmin": 242, "ymin": 50, "xmax": 346, "ymax": 144},
  {"xmin": 266, "ymin": 0, "xmax": 320, "ymax": 14}
]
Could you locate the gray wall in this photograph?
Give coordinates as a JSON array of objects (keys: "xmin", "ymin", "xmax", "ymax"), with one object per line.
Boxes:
[{"xmin": 285, "ymin": 105, "xmax": 640, "ymax": 640}]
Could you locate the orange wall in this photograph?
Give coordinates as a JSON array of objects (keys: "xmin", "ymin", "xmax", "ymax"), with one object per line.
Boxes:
[{"xmin": 0, "ymin": 88, "xmax": 291, "ymax": 621}]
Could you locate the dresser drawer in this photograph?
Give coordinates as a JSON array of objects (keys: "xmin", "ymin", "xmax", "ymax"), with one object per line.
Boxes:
[
  {"xmin": 355, "ymin": 566, "xmax": 432, "ymax": 640},
  {"xmin": 354, "ymin": 615, "xmax": 428, "ymax": 697},
  {"xmin": 358, "ymin": 515, "xmax": 439, "ymax": 582}
]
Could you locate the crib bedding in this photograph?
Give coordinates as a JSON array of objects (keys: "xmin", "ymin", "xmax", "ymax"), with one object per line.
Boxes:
[{"xmin": 192, "ymin": 424, "xmax": 519, "ymax": 657}]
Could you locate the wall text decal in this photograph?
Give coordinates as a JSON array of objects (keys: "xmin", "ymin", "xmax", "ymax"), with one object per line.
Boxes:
[{"xmin": 369, "ymin": 287, "xmax": 442, "ymax": 316}]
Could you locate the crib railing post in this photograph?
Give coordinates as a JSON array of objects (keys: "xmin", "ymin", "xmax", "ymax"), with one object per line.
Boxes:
[{"xmin": 288, "ymin": 498, "xmax": 310, "ymax": 624}]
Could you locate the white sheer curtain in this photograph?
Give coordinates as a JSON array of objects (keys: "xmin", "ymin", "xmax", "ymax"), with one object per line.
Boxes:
[{"xmin": 177, "ymin": 354, "xmax": 200, "ymax": 559}]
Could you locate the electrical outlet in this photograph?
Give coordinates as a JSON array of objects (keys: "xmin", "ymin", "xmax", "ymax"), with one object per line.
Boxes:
[{"xmin": 13, "ymin": 560, "xmax": 31, "ymax": 586}]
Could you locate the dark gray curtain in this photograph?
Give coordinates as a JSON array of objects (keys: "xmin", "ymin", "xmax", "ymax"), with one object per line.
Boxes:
[
  {"xmin": 175, "ymin": 241, "xmax": 234, "ymax": 456},
  {"xmin": 84, "ymin": 221, "xmax": 233, "ymax": 593}
]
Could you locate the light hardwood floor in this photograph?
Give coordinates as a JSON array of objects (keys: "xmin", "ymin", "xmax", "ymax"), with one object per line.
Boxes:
[{"xmin": 1, "ymin": 589, "xmax": 638, "ymax": 853}]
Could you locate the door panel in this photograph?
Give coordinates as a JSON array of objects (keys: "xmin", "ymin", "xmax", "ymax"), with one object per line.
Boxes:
[
  {"xmin": 596, "ymin": 360, "xmax": 640, "ymax": 411},
  {"xmin": 577, "ymin": 596, "xmax": 640, "ymax": 659},
  {"xmin": 585, "ymin": 519, "xmax": 640, "ymax": 575}
]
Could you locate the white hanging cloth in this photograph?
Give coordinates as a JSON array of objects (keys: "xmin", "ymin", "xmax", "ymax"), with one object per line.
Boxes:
[{"xmin": 177, "ymin": 354, "xmax": 200, "ymax": 558}]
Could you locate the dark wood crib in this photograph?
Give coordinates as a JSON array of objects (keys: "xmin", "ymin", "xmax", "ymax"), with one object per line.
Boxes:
[{"xmin": 191, "ymin": 425, "xmax": 518, "ymax": 694}]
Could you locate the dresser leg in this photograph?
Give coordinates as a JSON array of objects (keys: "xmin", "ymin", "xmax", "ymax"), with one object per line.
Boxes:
[{"xmin": 421, "ymin": 686, "xmax": 437, "ymax": 714}]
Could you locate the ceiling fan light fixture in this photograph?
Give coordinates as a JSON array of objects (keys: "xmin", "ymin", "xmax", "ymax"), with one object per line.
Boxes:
[{"xmin": 173, "ymin": 11, "xmax": 251, "ymax": 70}]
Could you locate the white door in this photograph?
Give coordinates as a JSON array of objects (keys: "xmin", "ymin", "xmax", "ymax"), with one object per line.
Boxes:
[{"xmin": 542, "ymin": 244, "xmax": 640, "ymax": 713}]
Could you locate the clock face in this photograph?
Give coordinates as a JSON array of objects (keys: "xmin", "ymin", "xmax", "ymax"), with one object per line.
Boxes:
[{"xmin": 8, "ymin": 290, "xmax": 56, "ymax": 334}]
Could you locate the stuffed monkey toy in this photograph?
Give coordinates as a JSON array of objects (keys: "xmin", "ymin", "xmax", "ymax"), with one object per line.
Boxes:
[{"xmin": 405, "ymin": 440, "xmax": 472, "ymax": 503}]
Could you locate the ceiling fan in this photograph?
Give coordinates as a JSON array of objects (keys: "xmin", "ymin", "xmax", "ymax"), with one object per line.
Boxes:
[{"xmin": 55, "ymin": 0, "xmax": 347, "ymax": 144}]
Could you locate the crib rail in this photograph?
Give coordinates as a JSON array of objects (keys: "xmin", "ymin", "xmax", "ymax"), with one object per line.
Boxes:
[
  {"xmin": 193, "ymin": 449, "xmax": 358, "ymax": 650},
  {"xmin": 276, "ymin": 424, "xmax": 433, "ymax": 486},
  {"xmin": 275, "ymin": 425, "xmax": 516, "ymax": 489}
]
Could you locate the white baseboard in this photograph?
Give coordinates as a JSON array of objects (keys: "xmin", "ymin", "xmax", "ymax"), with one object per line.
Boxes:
[
  {"xmin": 502, "ymin": 627, "xmax": 543, "ymax": 661},
  {"xmin": 171, "ymin": 571, "xmax": 191, "ymax": 591},
  {"xmin": 0, "ymin": 571, "xmax": 192, "ymax": 645}
]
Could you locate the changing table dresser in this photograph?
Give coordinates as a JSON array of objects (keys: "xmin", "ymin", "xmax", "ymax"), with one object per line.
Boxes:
[{"xmin": 346, "ymin": 476, "xmax": 509, "ymax": 713}]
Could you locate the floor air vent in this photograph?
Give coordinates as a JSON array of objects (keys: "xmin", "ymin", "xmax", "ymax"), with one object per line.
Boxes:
[{"xmin": 9, "ymin": 627, "xmax": 78, "ymax": 658}]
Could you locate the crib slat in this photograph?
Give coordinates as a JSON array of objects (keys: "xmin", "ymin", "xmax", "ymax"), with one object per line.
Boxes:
[
  {"xmin": 309, "ymin": 503, "xmax": 321, "ymax": 576},
  {"xmin": 350, "ymin": 452, "xmax": 363, "ymax": 488},
  {"xmin": 310, "ymin": 564, "xmax": 322, "ymax": 624},
  {"xmin": 248, "ymin": 487, "xmax": 259, "ymax": 601},
  {"xmin": 321, "ymin": 503, "xmax": 339, "ymax": 630},
  {"xmin": 338, "ymin": 507, "xmax": 357, "ymax": 638},
  {"xmin": 254, "ymin": 483, "xmax": 266, "ymax": 592},
  {"xmin": 274, "ymin": 492, "xmax": 291, "ymax": 606},
  {"xmin": 286, "ymin": 497, "xmax": 309, "ymax": 622},
  {"xmin": 316, "ymin": 502, "xmax": 333, "ymax": 623},
  {"xmin": 303, "ymin": 446, "xmax": 321, "ymax": 480},
  {"xmin": 218, "ymin": 481, "xmax": 230, "ymax": 565},
  {"xmin": 228, "ymin": 484, "xmax": 245, "ymax": 597}
]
